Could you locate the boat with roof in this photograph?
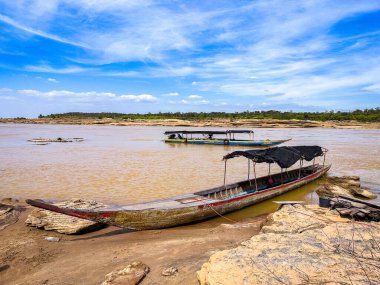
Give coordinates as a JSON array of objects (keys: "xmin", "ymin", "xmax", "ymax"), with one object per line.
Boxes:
[
  {"xmin": 26, "ymin": 145, "xmax": 330, "ymax": 230},
  {"xmin": 164, "ymin": 130, "xmax": 290, "ymax": 147}
]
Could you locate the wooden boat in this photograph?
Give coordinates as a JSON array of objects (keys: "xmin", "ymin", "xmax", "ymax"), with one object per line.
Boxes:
[
  {"xmin": 164, "ymin": 130, "xmax": 290, "ymax": 147},
  {"xmin": 26, "ymin": 146, "xmax": 330, "ymax": 230}
]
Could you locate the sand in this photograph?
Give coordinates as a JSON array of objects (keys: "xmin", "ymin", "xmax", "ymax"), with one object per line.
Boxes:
[
  {"xmin": 0, "ymin": 201, "xmax": 266, "ymax": 285},
  {"xmin": 1, "ymin": 117, "xmax": 379, "ymax": 129}
]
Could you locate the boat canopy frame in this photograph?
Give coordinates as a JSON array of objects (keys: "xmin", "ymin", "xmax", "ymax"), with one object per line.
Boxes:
[{"xmin": 222, "ymin": 145, "xmax": 328, "ymax": 189}]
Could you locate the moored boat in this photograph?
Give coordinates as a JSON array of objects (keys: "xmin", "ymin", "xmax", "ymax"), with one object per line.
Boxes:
[
  {"xmin": 164, "ymin": 130, "xmax": 290, "ymax": 147},
  {"xmin": 26, "ymin": 146, "xmax": 330, "ymax": 230}
]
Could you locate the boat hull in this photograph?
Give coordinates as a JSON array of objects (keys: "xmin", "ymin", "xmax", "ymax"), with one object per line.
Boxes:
[
  {"xmin": 26, "ymin": 165, "xmax": 330, "ymax": 230},
  {"xmin": 164, "ymin": 138, "xmax": 290, "ymax": 147}
]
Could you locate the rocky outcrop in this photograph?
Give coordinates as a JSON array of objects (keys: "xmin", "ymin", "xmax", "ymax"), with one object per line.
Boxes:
[
  {"xmin": 100, "ymin": 261, "xmax": 150, "ymax": 285},
  {"xmin": 25, "ymin": 199, "xmax": 107, "ymax": 234},
  {"xmin": 197, "ymin": 204, "xmax": 380, "ymax": 285},
  {"xmin": 0, "ymin": 202, "xmax": 21, "ymax": 230},
  {"xmin": 317, "ymin": 176, "xmax": 377, "ymax": 199}
]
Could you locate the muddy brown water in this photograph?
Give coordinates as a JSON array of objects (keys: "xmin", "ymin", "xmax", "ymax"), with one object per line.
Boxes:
[{"xmin": 1, "ymin": 124, "xmax": 379, "ymax": 225}]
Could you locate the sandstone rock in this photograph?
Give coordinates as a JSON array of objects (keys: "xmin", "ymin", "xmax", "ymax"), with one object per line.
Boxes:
[
  {"xmin": 318, "ymin": 176, "xmax": 377, "ymax": 200},
  {"xmin": 161, "ymin": 266, "xmax": 178, "ymax": 276},
  {"xmin": 261, "ymin": 204, "xmax": 328, "ymax": 234},
  {"xmin": 197, "ymin": 205, "xmax": 380, "ymax": 285},
  {"xmin": 25, "ymin": 199, "xmax": 107, "ymax": 234},
  {"xmin": 351, "ymin": 187, "xmax": 377, "ymax": 199},
  {"xmin": 101, "ymin": 261, "xmax": 150, "ymax": 285},
  {"xmin": 0, "ymin": 203, "xmax": 21, "ymax": 230}
]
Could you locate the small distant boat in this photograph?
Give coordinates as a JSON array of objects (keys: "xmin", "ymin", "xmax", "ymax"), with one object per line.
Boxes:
[
  {"xmin": 164, "ymin": 130, "xmax": 290, "ymax": 147},
  {"xmin": 28, "ymin": 137, "xmax": 84, "ymax": 143},
  {"xmin": 27, "ymin": 146, "xmax": 330, "ymax": 230}
]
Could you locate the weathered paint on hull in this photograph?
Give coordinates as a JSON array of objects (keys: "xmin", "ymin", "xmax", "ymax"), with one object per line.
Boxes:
[
  {"xmin": 27, "ymin": 165, "xmax": 330, "ymax": 230},
  {"xmin": 103, "ymin": 165, "xmax": 330, "ymax": 229},
  {"xmin": 164, "ymin": 139, "xmax": 290, "ymax": 147}
]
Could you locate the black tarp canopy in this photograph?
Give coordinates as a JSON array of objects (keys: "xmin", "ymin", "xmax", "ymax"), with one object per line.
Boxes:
[
  {"xmin": 164, "ymin": 130, "xmax": 227, "ymax": 135},
  {"xmin": 223, "ymin": 146, "xmax": 324, "ymax": 169},
  {"xmin": 164, "ymin": 130, "xmax": 253, "ymax": 135},
  {"xmin": 226, "ymin": 130, "xmax": 253, "ymax": 134}
]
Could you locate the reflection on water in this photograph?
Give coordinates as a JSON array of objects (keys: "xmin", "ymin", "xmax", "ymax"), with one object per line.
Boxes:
[{"xmin": 1, "ymin": 124, "xmax": 379, "ymax": 221}]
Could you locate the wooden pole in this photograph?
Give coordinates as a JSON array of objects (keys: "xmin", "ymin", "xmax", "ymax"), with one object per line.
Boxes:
[
  {"xmin": 224, "ymin": 160, "xmax": 227, "ymax": 187},
  {"xmin": 253, "ymin": 161, "xmax": 258, "ymax": 191},
  {"xmin": 248, "ymin": 159, "xmax": 251, "ymax": 185},
  {"xmin": 298, "ymin": 159, "xmax": 302, "ymax": 178}
]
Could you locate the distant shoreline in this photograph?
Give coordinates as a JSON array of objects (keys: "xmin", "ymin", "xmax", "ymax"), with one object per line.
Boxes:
[{"xmin": 1, "ymin": 117, "xmax": 379, "ymax": 129}]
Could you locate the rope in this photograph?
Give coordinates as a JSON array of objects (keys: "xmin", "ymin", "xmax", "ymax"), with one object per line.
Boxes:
[{"xmin": 204, "ymin": 202, "xmax": 239, "ymax": 223}]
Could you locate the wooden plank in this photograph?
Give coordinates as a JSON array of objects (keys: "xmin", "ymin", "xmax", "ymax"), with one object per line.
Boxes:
[{"xmin": 273, "ymin": 201, "xmax": 305, "ymax": 205}]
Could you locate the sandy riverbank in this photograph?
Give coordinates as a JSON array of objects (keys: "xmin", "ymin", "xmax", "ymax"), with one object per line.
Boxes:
[
  {"xmin": 1, "ymin": 118, "xmax": 379, "ymax": 129},
  {"xmin": 1, "ymin": 177, "xmax": 379, "ymax": 284},
  {"xmin": 0, "ymin": 200, "xmax": 266, "ymax": 285}
]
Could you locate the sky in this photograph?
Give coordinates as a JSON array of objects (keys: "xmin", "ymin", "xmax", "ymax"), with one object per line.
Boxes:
[{"xmin": 0, "ymin": 0, "xmax": 380, "ymax": 118}]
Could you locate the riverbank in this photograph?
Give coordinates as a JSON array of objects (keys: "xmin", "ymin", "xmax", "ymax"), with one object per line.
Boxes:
[
  {"xmin": 2, "ymin": 198, "xmax": 379, "ymax": 285},
  {"xmin": 1, "ymin": 117, "xmax": 379, "ymax": 129},
  {"xmin": 0, "ymin": 199, "xmax": 266, "ymax": 285},
  {"xmin": 198, "ymin": 203, "xmax": 380, "ymax": 284}
]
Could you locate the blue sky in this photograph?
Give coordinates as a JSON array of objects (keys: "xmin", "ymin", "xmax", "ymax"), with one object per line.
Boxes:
[{"xmin": 0, "ymin": 0, "xmax": 380, "ymax": 117}]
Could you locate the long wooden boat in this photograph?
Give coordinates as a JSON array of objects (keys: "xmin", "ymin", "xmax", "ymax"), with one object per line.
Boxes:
[
  {"xmin": 26, "ymin": 146, "xmax": 329, "ymax": 230},
  {"xmin": 164, "ymin": 130, "xmax": 291, "ymax": 147}
]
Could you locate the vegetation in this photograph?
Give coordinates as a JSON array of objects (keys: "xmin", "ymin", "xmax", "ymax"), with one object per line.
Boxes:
[{"xmin": 39, "ymin": 108, "xmax": 380, "ymax": 122}]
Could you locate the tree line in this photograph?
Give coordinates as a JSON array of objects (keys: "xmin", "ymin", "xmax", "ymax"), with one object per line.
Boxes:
[{"xmin": 39, "ymin": 108, "xmax": 380, "ymax": 122}]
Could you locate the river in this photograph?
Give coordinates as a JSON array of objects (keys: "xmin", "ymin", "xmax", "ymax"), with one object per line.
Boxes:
[{"xmin": 1, "ymin": 123, "xmax": 379, "ymax": 221}]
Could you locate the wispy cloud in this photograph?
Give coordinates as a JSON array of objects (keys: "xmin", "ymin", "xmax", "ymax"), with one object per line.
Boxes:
[
  {"xmin": 24, "ymin": 64, "xmax": 95, "ymax": 74},
  {"xmin": 47, "ymin": 78, "xmax": 59, "ymax": 83},
  {"xmin": 0, "ymin": 14, "xmax": 87, "ymax": 48}
]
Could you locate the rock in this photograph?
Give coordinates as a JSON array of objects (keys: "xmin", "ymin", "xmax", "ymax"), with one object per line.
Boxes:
[
  {"xmin": 0, "ymin": 203, "xmax": 21, "ymax": 230},
  {"xmin": 318, "ymin": 176, "xmax": 377, "ymax": 200},
  {"xmin": 197, "ymin": 205, "xmax": 380, "ymax": 285},
  {"xmin": 44, "ymin": 236, "xmax": 60, "ymax": 242},
  {"xmin": 161, "ymin": 266, "xmax": 178, "ymax": 276},
  {"xmin": 0, "ymin": 264, "xmax": 10, "ymax": 272},
  {"xmin": 101, "ymin": 261, "xmax": 150, "ymax": 285},
  {"xmin": 261, "ymin": 204, "xmax": 328, "ymax": 234},
  {"xmin": 351, "ymin": 187, "xmax": 377, "ymax": 199},
  {"xmin": 1, "ymin": 198, "xmax": 19, "ymax": 203},
  {"xmin": 25, "ymin": 199, "xmax": 107, "ymax": 234}
]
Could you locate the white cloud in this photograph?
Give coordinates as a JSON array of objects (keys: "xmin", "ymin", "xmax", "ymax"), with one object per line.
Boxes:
[
  {"xmin": 197, "ymin": 100, "xmax": 209, "ymax": 105},
  {"xmin": 18, "ymin": 89, "xmax": 158, "ymax": 103},
  {"xmin": 171, "ymin": 98, "xmax": 209, "ymax": 105},
  {"xmin": 164, "ymin": 92, "xmax": 179, "ymax": 97},
  {"xmin": 47, "ymin": 78, "xmax": 59, "ymax": 83},
  {"xmin": 119, "ymin": 94, "xmax": 158, "ymax": 103},
  {"xmin": 188, "ymin": 95, "xmax": 203, "ymax": 99}
]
